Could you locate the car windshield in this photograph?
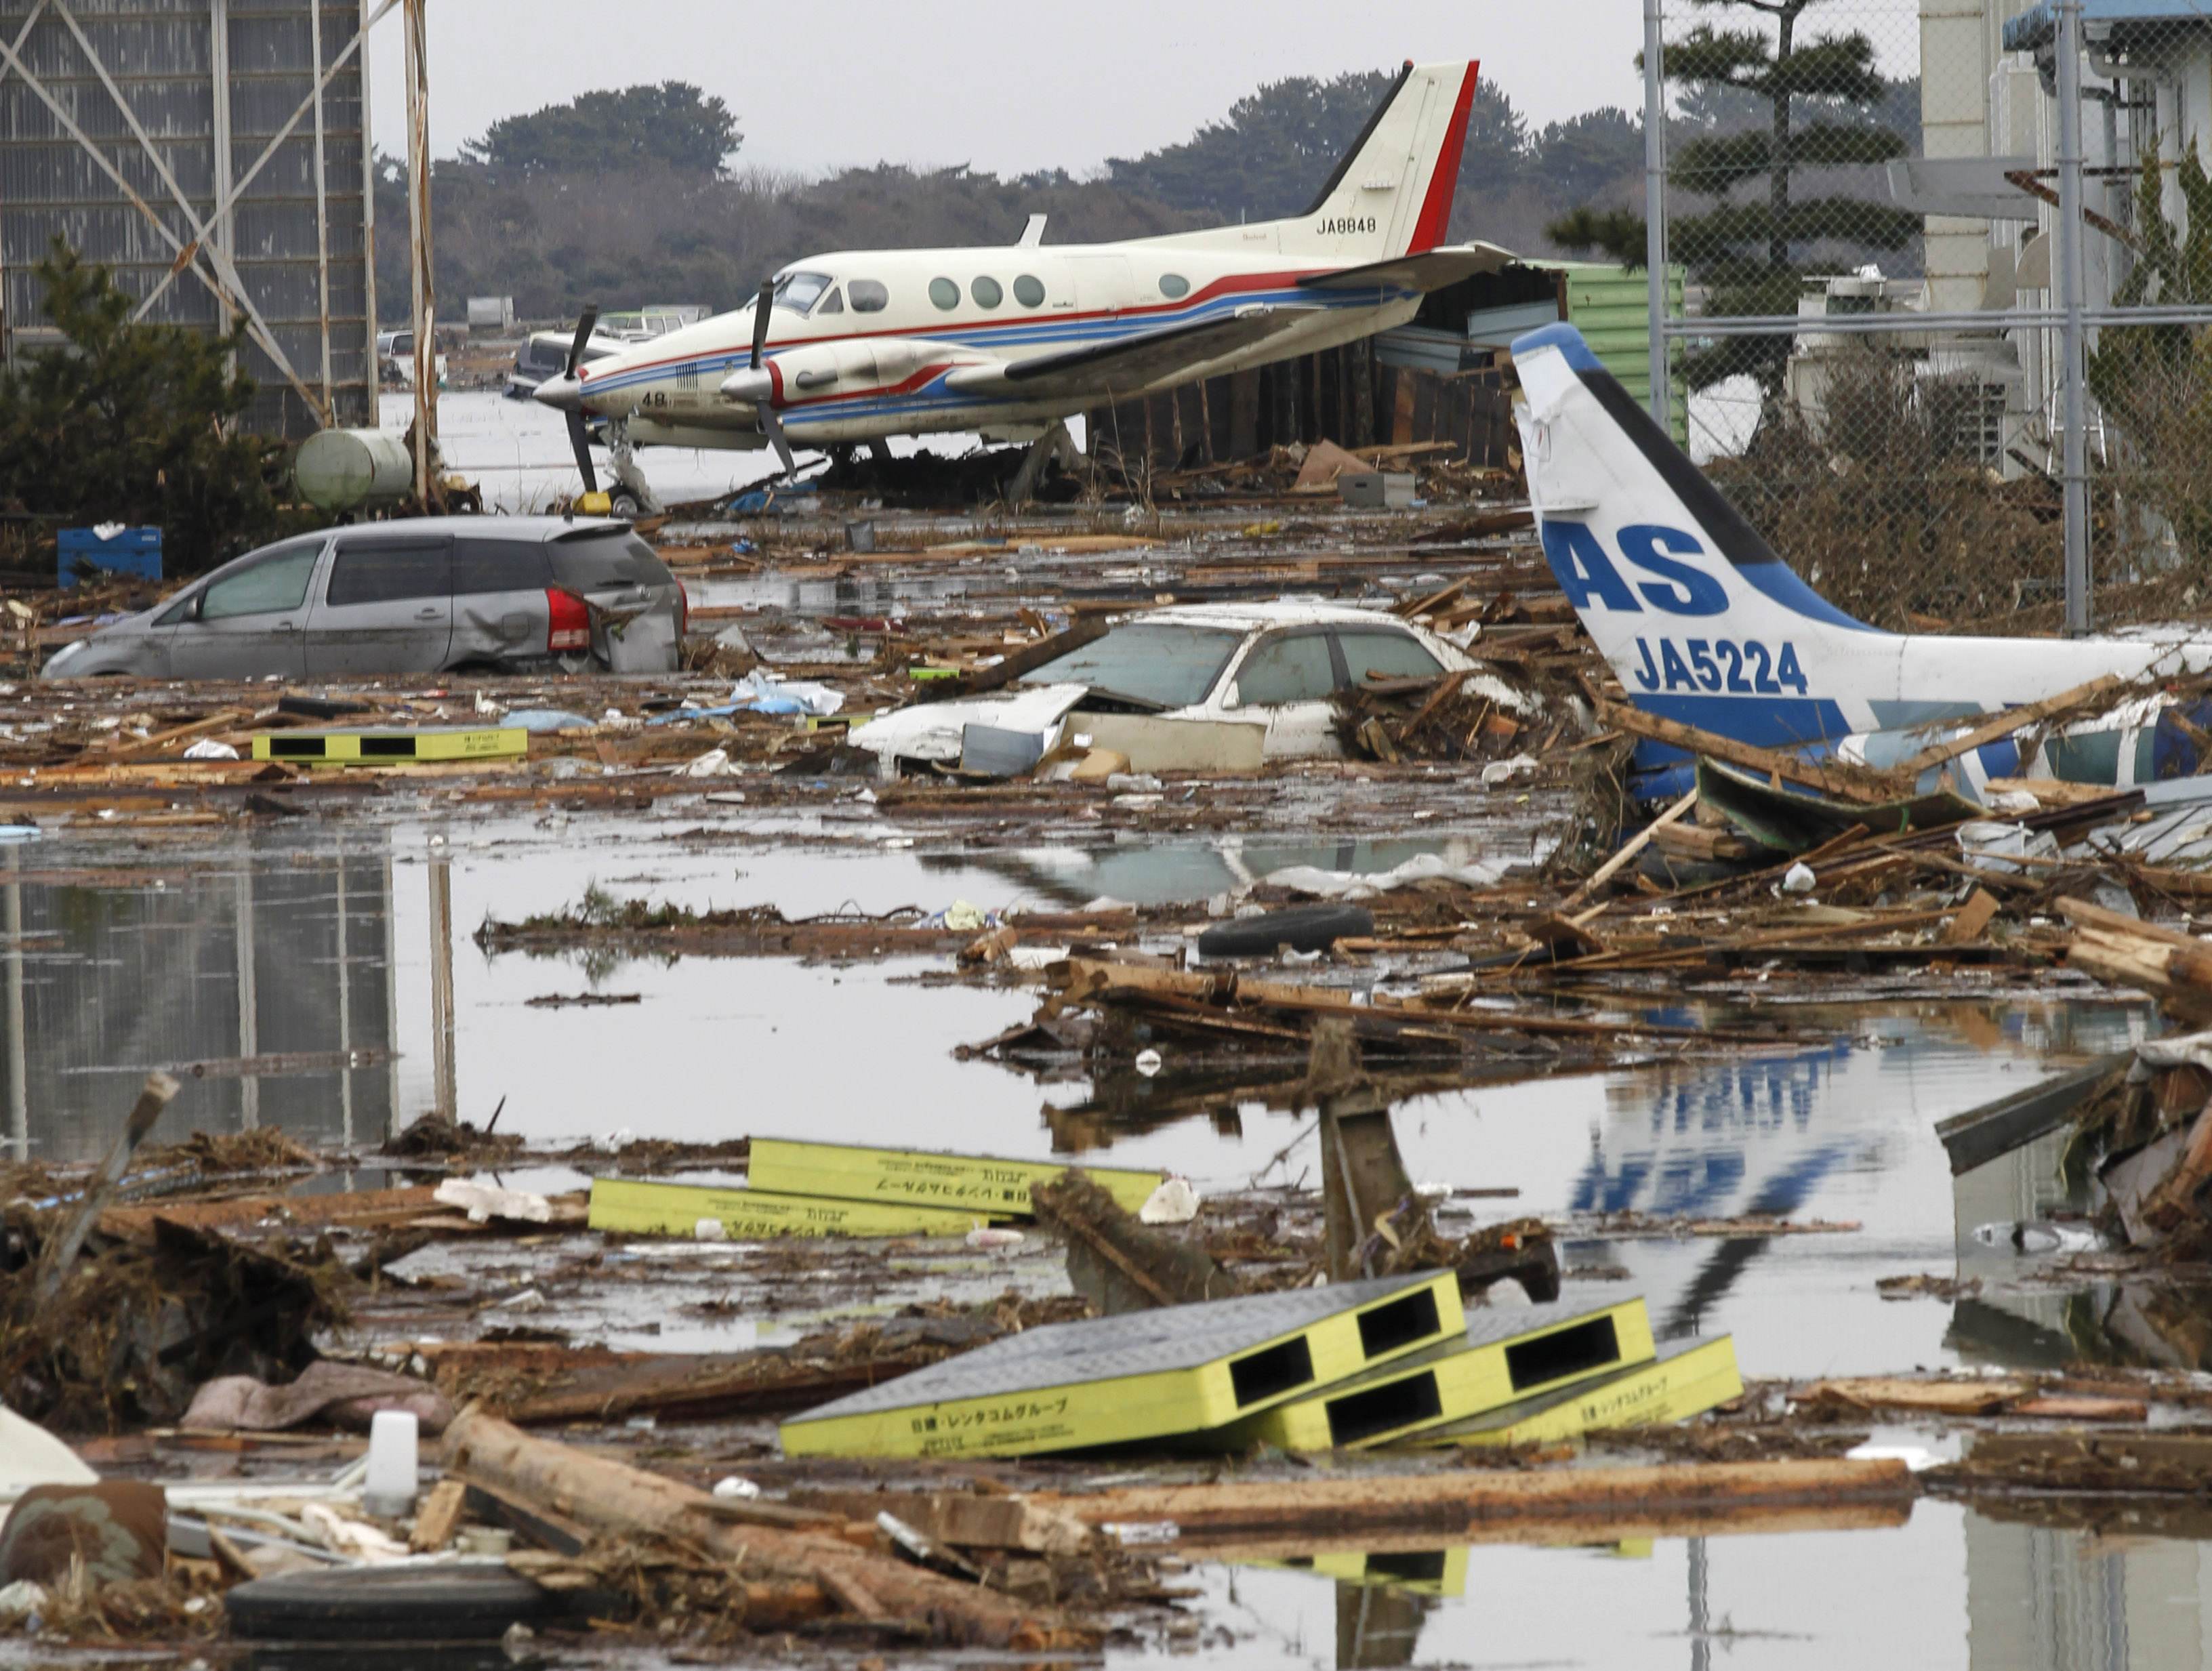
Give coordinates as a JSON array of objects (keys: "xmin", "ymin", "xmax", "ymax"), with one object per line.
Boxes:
[
  {"xmin": 1017, "ymin": 622, "xmax": 1243, "ymax": 709},
  {"xmin": 772, "ymin": 271, "xmax": 833, "ymax": 316}
]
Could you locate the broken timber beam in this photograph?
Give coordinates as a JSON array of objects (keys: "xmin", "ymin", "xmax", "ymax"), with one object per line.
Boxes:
[
  {"xmin": 1595, "ymin": 701, "xmax": 1899, "ymax": 804},
  {"xmin": 1028, "ymin": 1458, "xmax": 1912, "ymax": 1544},
  {"xmin": 444, "ymin": 1408, "xmax": 1069, "ymax": 1647},
  {"xmin": 1892, "ymin": 674, "xmax": 2125, "ymax": 779}
]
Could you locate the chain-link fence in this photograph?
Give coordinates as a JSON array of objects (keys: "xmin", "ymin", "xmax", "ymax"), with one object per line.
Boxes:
[{"xmin": 1622, "ymin": 0, "xmax": 2212, "ymax": 632}]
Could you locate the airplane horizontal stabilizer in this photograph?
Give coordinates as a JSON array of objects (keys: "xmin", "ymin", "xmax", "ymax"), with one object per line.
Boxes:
[
  {"xmin": 1296, "ymin": 243, "xmax": 1518, "ymax": 293},
  {"xmin": 944, "ymin": 306, "xmax": 1311, "ymax": 399}
]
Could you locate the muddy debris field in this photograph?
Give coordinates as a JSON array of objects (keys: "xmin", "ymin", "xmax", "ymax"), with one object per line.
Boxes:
[{"xmin": 11, "ymin": 479, "xmax": 2212, "ymax": 1670}]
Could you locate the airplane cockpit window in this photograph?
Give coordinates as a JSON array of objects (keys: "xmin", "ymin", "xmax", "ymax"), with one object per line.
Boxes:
[
  {"xmin": 1159, "ymin": 273, "xmax": 1191, "ymax": 299},
  {"xmin": 1012, "ymin": 274, "xmax": 1045, "ymax": 307},
  {"xmin": 848, "ymin": 280, "xmax": 889, "ymax": 312},
  {"xmin": 928, "ymin": 277, "xmax": 960, "ymax": 310},
  {"xmin": 971, "ymin": 276, "xmax": 1004, "ymax": 308},
  {"xmin": 772, "ymin": 270, "xmax": 833, "ymax": 314},
  {"xmin": 815, "ymin": 287, "xmax": 844, "ymax": 316}
]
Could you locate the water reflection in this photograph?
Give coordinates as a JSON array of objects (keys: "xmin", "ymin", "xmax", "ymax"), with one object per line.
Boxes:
[
  {"xmin": 2, "ymin": 838, "xmax": 403, "ymax": 1163},
  {"xmin": 1162, "ymin": 1503, "xmax": 2212, "ymax": 1670}
]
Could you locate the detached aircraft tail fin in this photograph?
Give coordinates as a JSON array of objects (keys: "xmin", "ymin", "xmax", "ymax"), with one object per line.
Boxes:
[{"xmin": 1508, "ymin": 323, "xmax": 1889, "ymax": 749}]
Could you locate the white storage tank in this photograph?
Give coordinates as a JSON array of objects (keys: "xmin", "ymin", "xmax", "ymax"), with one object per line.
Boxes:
[{"xmin": 293, "ymin": 428, "xmax": 414, "ymax": 512}]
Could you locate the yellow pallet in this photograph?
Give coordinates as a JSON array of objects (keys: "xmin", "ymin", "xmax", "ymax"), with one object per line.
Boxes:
[
  {"xmin": 1242, "ymin": 1546, "xmax": 1468, "ymax": 1596},
  {"xmin": 746, "ymin": 1136, "xmax": 1162, "ymax": 1220},
  {"xmin": 1425, "ymin": 1335, "xmax": 1741, "ymax": 1448},
  {"xmin": 1229, "ymin": 1296, "xmax": 1656, "ymax": 1453},
  {"xmin": 586, "ymin": 1176, "xmax": 996, "ymax": 1240},
  {"xmin": 250, "ymin": 725, "xmax": 527, "ymax": 764},
  {"xmin": 779, "ymin": 1268, "xmax": 1465, "ymax": 1460}
]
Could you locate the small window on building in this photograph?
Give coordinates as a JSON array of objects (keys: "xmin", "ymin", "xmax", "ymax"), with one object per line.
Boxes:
[
  {"xmin": 1013, "ymin": 274, "xmax": 1045, "ymax": 308},
  {"xmin": 971, "ymin": 276, "xmax": 1004, "ymax": 308},
  {"xmin": 848, "ymin": 279, "xmax": 889, "ymax": 313},
  {"xmin": 815, "ymin": 286, "xmax": 844, "ymax": 316},
  {"xmin": 928, "ymin": 277, "xmax": 960, "ymax": 310},
  {"xmin": 1159, "ymin": 273, "xmax": 1191, "ymax": 300}
]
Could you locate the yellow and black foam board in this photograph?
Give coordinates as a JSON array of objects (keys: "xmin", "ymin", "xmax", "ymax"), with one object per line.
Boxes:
[
  {"xmin": 778, "ymin": 1268, "xmax": 1465, "ymax": 1460},
  {"xmin": 586, "ymin": 1176, "xmax": 994, "ymax": 1240},
  {"xmin": 1423, "ymin": 1335, "xmax": 1741, "ymax": 1448},
  {"xmin": 746, "ymin": 1136, "xmax": 1162, "ymax": 1220},
  {"xmin": 1241, "ymin": 1547, "xmax": 1468, "ymax": 1597},
  {"xmin": 1225, "ymin": 1295, "xmax": 1656, "ymax": 1453},
  {"xmin": 250, "ymin": 725, "xmax": 527, "ymax": 764}
]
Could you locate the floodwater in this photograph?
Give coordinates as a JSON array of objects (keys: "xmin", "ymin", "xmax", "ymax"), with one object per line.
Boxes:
[
  {"xmin": 10, "ymin": 812, "xmax": 2207, "ymax": 1668},
  {"xmin": 384, "ymin": 390, "xmax": 1025, "ymax": 514},
  {"xmin": 1137, "ymin": 1499, "xmax": 2212, "ymax": 1670}
]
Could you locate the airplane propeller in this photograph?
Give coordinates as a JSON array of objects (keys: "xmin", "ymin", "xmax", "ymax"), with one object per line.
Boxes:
[
  {"xmin": 563, "ymin": 303, "xmax": 600, "ymax": 495},
  {"xmin": 747, "ymin": 278, "xmax": 796, "ymax": 477}
]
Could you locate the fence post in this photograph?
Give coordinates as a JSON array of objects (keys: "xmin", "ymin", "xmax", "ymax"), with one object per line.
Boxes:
[
  {"xmin": 1643, "ymin": 0, "xmax": 1671, "ymax": 430},
  {"xmin": 2055, "ymin": 0, "xmax": 2091, "ymax": 635}
]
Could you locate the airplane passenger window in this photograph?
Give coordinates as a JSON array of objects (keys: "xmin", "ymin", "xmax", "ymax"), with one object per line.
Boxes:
[
  {"xmin": 1013, "ymin": 274, "xmax": 1045, "ymax": 307},
  {"xmin": 1159, "ymin": 274, "xmax": 1191, "ymax": 299},
  {"xmin": 971, "ymin": 276, "xmax": 1004, "ymax": 308},
  {"xmin": 815, "ymin": 287, "xmax": 844, "ymax": 315},
  {"xmin": 772, "ymin": 270, "xmax": 832, "ymax": 314},
  {"xmin": 928, "ymin": 277, "xmax": 960, "ymax": 310},
  {"xmin": 848, "ymin": 280, "xmax": 889, "ymax": 312}
]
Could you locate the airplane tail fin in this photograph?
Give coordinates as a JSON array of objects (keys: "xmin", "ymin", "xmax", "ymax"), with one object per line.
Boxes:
[
  {"xmin": 1509, "ymin": 323, "xmax": 1890, "ymax": 748},
  {"xmin": 1209, "ymin": 62, "xmax": 1479, "ymax": 264}
]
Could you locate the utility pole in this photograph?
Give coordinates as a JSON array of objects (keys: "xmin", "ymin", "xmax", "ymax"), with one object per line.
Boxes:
[
  {"xmin": 2056, "ymin": 0, "xmax": 2091, "ymax": 634},
  {"xmin": 403, "ymin": 0, "xmax": 436, "ymax": 504},
  {"xmin": 1643, "ymin": 0, "xmax": 1671, "ymax": 431}
]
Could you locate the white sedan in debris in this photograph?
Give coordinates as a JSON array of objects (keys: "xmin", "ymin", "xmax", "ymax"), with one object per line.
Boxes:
[{"xmin": 848, "ymin": 600, "xmax": 1523, "ymax": 770}]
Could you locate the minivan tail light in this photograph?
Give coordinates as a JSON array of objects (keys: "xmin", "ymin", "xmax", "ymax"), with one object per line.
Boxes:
[{"xmin": 546, "ymin": 587, "xmax": 590, "ymax": 652}]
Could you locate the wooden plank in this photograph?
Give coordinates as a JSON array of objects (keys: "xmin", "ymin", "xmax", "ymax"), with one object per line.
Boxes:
[
  {"xmin": 1597, "ymin": 701, "xmax": 1897, "ymax": 803},
  {"xmin": 1940, "ymin": 888, "xmax": 2001, "ymax": 945},
  {"xmin": 1893, "ymin": 674, "xmax": 2125, "ymax": 777},
  {"xmin": 1562, "ymin": 788, "xmax": 1698, "ymax": 907},
  {"xmin": 1027, "ymin": 1458, "xmax": 1912, "ymax": 1544}
]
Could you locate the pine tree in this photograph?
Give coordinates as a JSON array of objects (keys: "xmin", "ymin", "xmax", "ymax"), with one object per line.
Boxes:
[
  {"xmin": 1550, "ymin": 0, "xmax": 1917, "ymax": 392},
  {"xmin": 0, "ymin": 242, "xmax": 291, "ymax": 573}
]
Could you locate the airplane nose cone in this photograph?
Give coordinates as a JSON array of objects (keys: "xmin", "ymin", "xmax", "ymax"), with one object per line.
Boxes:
[{"xmin": 534, "ymin": 374, "xmax": 583, "ymax": 413}]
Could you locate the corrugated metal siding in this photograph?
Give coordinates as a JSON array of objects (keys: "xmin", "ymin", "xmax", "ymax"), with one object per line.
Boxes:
[{"xmin": 0, "ymin": 0, "xmax": 373, "ymax": 438}]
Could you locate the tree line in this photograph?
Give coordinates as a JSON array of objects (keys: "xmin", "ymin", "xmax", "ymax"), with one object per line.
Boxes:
[{"xmin": 375, "ymin": 72, "xmax": 1655, "ymax": 323}]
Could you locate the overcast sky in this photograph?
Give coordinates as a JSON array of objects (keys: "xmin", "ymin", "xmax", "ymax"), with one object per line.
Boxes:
[{"xmin": 365, "ymin": 0, "xmax": 1643, "ymax": 178}]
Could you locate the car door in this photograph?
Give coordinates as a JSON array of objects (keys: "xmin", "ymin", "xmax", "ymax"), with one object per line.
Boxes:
[
  {"xmin": 304, "ymin": 533, "xmax": 454, "ymax": 675},
  {"xmin": 1221, "ymin": 627, "xmax": 1344, "ymax": 758},
  {"xmin": 163, "ymin": 537, "xmax": 325, "ymax": 680}
]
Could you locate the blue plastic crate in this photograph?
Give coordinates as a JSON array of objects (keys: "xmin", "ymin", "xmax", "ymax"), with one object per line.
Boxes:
[{"xmin": 58, "ymin": 527, "xmax": 161, "ymax": 589}]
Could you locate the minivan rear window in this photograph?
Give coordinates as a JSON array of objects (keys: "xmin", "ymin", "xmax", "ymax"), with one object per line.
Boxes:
[{"xmin": 549, "ymin": 528, "xmax": 674, "ymax": 592}]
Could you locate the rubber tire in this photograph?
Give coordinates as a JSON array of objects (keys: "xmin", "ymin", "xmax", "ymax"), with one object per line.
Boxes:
[
  {"xmin": 1196, "ymin": 903, "xmax": 1374, "ymax": 958},
  {"xmin": 225, "ymin": 1565, "xmax": 552, "ymax": 1643}
]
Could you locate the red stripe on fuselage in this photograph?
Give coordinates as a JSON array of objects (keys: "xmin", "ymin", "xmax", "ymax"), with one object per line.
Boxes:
[
  {"xmin": 574, "ymin": 266, "xmax": 1351, "ymax": 392},
  {"xmin": 1406, "ymin": 62, "xmax": 1479, "ymax": 255},
  {"xmin": 780, "ymin": 362, "xmax": 957, "ymax": 411}
]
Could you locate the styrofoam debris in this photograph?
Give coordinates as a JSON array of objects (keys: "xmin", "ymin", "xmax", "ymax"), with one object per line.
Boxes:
[
  {"xmin": 966, "ymin": 1226, "xmax": 1025, "ymax": 1249},
  {"xmin": 433, "ymin": 1178, "xmax": 552, "ymax": 1224},
  {"xmin": 1138, "ymin": 1177, "xmax": 1200, "ymax": 1224}
]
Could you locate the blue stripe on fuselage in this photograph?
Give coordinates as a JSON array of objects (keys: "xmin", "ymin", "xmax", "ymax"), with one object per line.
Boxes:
[
  {"xmin": 1630, "ymin": 694, "xmax": 1853, "ymax": 749},
  {"xmin": 578, "ymin": 284, "xmax": 1398, "ymax": 409}
]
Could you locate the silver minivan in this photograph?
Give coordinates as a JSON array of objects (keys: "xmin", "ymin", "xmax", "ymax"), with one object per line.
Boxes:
[{"xmin": 41, "ymin": 518, "xmax": 687, "ymax": 680}]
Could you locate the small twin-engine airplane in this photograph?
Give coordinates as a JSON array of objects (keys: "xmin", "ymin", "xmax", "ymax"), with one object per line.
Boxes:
[
  {"xmin": 1509, "ymin": 322, "xmax": 2212, "ymax": 802},
  {"xmin": 533, "ymin": 60, "xmax": 1509, "ymax": 508}
]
